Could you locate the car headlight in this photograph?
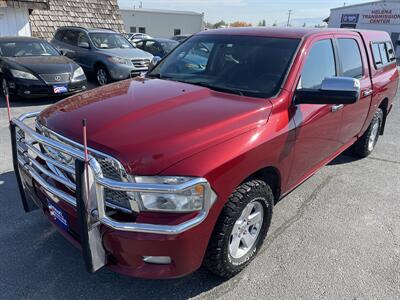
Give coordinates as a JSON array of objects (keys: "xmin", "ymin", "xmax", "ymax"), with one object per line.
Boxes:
[
  {"xmin": 71, "ymin": 67, "xmax": 86, "ymax": 82},
  {"xmin": 132, "ymin": 176, "xmax": 217, "ymax": 212},
  {"xmin": 10, "ymin": 69, "xmax": 39, "ymax": 80},
  {"xmin": 108, "ymin": 56, "xmax": 132, "ymax": 65}
]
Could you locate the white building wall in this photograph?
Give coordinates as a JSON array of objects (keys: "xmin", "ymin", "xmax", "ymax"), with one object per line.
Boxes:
[
  {"xmin": 120, "ymin": 9, "xmax": 204, "ymax": 38},
  {"xmin": 0, "ymin": 7, "xmax": 31, "ymax": 37}
]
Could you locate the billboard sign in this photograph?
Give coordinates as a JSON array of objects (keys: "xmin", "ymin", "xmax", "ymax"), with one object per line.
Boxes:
[
  {"xmin": 341, "ymin": 14, "xmax": 359, "ymax": 24},
  {"xmin": 361, "ymin": 9, "xmax": 400, "ymax": 24}
]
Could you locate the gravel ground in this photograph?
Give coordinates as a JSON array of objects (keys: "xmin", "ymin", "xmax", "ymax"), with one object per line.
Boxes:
[{"xmin": 0, "ymin": 79, "xmax": 399, "ymax": 299}]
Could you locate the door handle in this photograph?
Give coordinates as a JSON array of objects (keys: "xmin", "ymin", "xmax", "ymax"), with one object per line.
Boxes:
[
  {"xmin": 331, "ymin": 104, "xmax": 344, "ymax": 112},
  {"xmin": 362, "ymin": 89, "xmax": 373, "ymax": 97}
]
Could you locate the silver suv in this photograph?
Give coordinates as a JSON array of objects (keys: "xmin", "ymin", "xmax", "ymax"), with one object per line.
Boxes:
[{"xmin": 51, "ymin": 27, "xmax": 153, "ymax": 86}]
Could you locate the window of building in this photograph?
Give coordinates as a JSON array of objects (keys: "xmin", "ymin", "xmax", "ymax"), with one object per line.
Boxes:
[
  {"xmin": 130, "ymin": 26, "xmax": 136, "ymax": 33},
  {"xmin": 139, "ymin": 27, "xmax": 146, "ymax": 33},
  {"xmin": 300, "ymin": 39, "xmax": 336, "ymax": 90},
  {"xmin": 337, "ymin": 38, "xmax": 363, "ymax": 78},
  {"xmin": 174, "ymin": 29, "xmax": 181, "ymax": 36}
]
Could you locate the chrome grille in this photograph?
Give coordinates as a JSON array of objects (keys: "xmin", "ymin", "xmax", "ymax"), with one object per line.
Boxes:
[
  {"xmin": 39, "ymin": 73, "xmax": 70, "ymax": 84},
  {"xmin": 131, "ymin": 59, "xmax": 150, "ymax": 69},
  {"xmin": 36, "ymin": 122, "xmax": 133, "ymax": 211}
]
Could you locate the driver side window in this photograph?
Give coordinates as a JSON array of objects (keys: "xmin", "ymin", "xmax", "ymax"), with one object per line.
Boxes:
[{"xmin": 300, "ymin": 39, "xmax": 336, "ymax": 90}]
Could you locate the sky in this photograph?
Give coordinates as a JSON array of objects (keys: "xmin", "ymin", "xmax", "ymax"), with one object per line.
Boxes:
[{"xmin": 118, "ymin": 0, "xmax": 372, "ymax": 27}]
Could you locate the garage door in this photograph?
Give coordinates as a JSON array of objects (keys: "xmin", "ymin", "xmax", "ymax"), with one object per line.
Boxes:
[{"xmin": 0, "ymin": 7, "xmax": 31, "ymax": 37}]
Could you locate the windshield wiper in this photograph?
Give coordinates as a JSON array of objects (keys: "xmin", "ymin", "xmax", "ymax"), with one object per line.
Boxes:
[{"xmin": 190, "ymin": 82, "xmax": 244, "ymax": 96}]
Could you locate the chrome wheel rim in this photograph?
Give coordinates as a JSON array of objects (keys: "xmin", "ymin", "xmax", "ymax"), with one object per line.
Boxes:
[
  {"xmin": 97, "ymin": 69, "xmax": 108, "ymax": 86},
  {"xmin": 229, "ymin": 199, "xmax": 264, "ymax": 259},
  {"xmin": 2, "ymin": 78, "xmax": 8, "ymax": 96},
  {"xmin": 368, "ymin": 121, "xmax": 379, "ymax": 151}
]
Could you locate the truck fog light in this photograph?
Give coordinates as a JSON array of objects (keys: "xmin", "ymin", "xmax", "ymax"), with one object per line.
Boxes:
[{"xmin": 143, "ymin": 256, "xmax": 172, "ymax": 264}]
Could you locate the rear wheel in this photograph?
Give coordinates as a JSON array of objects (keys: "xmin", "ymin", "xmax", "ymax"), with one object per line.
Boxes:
[
  {"xmin": 203, "ymin": 179, "xmax": 273, "ymax": 278},
  {"xmin": 95, "ymin": 65, "xmax": 111, "ymax": 86},
  {"xmin": 352, "ymin": 108, "xmax": 383, "ymax": 158}
]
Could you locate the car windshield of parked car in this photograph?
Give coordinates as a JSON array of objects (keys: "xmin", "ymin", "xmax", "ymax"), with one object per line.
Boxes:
[
  {"xmin": 89, "ymin": 33, "xmax": 133, "ymax": 49},
  {"xmin": 160, "ymin": 41, "xmax": 179, "ymax": 54},
  {"xmin": 149, "ymin": 35, "xmax": 300, "ymax": 98},
  {"xmin": 0, "ymin": 41, "xmax": 59, "ymax": 57}
]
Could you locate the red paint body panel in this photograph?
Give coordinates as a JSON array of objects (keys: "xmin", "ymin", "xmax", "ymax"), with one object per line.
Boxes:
[{"xmin": 30, "ymin": 28, "xmax": 398, "ymax": 278}]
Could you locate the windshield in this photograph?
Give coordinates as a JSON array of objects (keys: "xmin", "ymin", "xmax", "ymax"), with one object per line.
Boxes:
[
  {"xmin": 89, "ymin": 33, "xmax": 133, "ymax": 49},
  {"xmin": 160, "ymin": 41, "xmax": 179, "ymax": 53},
  {"xmin": 149, "ymin": 35, "xmax": 300, "ymax": 98},
  {"xmin": 0, "ymin": 41, "xmax": 59, "ymax": 57}
]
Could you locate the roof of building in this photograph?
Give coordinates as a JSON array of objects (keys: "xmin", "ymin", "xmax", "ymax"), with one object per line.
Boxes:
[
  {"xmin": 29, "ymin": 0, "xmax": 124, "ymax": 40},
  {"xmin": 120, "ymin": 7, "xmax": 203, "ymax": 16},
  {"xmin": 330, "ymin": 0, "xmax": 392, "ymax": 11}
]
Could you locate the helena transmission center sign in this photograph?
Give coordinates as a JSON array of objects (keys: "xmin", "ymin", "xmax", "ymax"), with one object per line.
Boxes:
[{"xmin": 361, "ymin": 9, "xmax": 400, "ymax": 24}]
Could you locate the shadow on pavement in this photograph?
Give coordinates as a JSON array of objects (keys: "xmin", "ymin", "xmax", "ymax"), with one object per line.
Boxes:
[{"xmin": 0, "ymin": 170, "xmax": 225, "ymax": 299}]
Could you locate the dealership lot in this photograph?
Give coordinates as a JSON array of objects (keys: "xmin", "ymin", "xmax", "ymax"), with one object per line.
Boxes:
[{"xmin": 0, "ymin": 81, "xmax": 399, "ymax": 299}]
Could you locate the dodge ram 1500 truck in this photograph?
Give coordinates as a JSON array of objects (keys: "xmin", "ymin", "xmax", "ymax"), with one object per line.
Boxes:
[{"xmin": 9, "ymin": 28, "xmax": 398, "ymax": 279}]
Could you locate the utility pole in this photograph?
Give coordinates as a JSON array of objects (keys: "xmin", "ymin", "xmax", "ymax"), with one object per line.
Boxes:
[{"xmin": 287, "ymin": 9, "xmax": 293, "ymax": 27}]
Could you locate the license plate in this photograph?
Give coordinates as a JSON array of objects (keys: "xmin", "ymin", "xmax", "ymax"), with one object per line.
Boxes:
[
  {"xmin": 53, "ymin": 85, "xmax": 68, "ymax": 94},
  {"xmin": 47, "ymin": 200, "xmax": 69, "ymax": 231}
]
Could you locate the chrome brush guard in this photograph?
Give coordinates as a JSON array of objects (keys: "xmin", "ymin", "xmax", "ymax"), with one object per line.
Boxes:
[{"xmin": 10, "ymin": 112, "xmax": 215, "ymax": 272}]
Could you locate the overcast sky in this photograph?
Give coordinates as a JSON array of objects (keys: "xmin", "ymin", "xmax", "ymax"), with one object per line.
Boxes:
[{"xmin": 118, "ymin": 0, "xmax": 371, "ymax": 26}]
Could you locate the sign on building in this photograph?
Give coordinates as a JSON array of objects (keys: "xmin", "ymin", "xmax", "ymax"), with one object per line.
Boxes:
[{"xmin": 361, "ymin": 9, "xmax": 400, "ymax": 25}]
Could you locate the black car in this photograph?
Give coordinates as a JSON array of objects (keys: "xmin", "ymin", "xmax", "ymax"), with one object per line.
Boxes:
[
  {"xmin": 0, "ymin": 37, "xmax": 87, "ymax": 100},
  {"xmin": 134, "ymin": 38, "xmax": 179, "ymax": 58}
]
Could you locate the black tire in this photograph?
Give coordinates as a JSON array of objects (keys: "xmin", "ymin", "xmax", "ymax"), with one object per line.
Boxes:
[
  {"xmin": 95, "ymin": 65, "xmax": 111, "ymax": 86},
  {"xmin": 352, "ymin": 108, "xmax": 383, "ymax": 158},
  {"xmin": 203, "ymin": 179, "xmax": 273, "ymax": 278}
]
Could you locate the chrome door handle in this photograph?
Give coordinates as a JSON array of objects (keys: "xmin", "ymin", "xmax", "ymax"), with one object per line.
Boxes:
[
  {"xmin": 331, "ymin": 104, "xmax": 344, "ymax": 112},
  {"xmin": 363, "ymin": 89, "xmax": 373, "ymax": 97}
]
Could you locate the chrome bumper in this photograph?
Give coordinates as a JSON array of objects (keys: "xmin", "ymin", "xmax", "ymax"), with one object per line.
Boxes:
[{"xmin": 11, "ymin": 112, "xmax": 214, "ymax": 235}]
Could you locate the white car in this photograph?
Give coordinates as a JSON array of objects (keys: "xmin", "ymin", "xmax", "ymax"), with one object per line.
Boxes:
[{"xmin": 128, "ymin": 33, "xmax": 153, "ymax": 43}]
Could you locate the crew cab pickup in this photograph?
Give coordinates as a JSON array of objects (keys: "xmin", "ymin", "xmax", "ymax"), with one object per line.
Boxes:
[{"xmin": 9, "ymin": 28, "xmax": 398, "ymax": 279}]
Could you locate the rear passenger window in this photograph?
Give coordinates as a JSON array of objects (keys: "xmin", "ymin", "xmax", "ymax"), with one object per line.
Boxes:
[
  {"xmin": 371, "ymin": 43, "xmax": 382, "ymax": 65},
  {"xmin": 379, "ymin": 43, "xmax": 389, "ymax": 64},
  {"xmin": 386, "ymin": 42, "xmax": 396, "ymax": 61},
  {"xmin": 62, "ymin": 30, "xmax": 78, "ymax": 46},
  {"xmin": 337, "ymin": 39, "xmax": 363, "ymax": 78},
  {"xmin": 300, "ymin": 39, "xmax": 336, "ymax": 90}
]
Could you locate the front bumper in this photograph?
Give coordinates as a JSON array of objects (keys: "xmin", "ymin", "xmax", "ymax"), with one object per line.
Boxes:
[
  {"xmin": 107, "ymin": 63, "xmax": 148, "ymax": 81},
  {"xmin": 9, "ymin": 78, "xmax": 87, "ymax": 98},
  {"xmin": 10, "ymin": 112, "xmax": 216, "ymax": 278}
]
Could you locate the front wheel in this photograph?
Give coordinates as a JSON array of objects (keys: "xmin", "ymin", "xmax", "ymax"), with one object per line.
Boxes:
[
  {"xmin": 95, "ymin": 66, "xmax": 111, "ymax": 86},
  {"xmin": 352, "ymin": 108, "xmax": 383, "ymax": 158},
  {"xmin": 203, "ymin": 179, "xmax": 273, "ymax": 278}
]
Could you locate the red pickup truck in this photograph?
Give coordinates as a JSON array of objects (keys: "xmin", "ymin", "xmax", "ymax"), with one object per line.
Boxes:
[{"xmin": 9, "ymin": 28, "xmax": 398, "ymax": 279}]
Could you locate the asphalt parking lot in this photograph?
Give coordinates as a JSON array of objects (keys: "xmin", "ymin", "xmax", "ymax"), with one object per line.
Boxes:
[{"xmin": 0, "ymin": 80, "xmax": 399, "ymax": 299}]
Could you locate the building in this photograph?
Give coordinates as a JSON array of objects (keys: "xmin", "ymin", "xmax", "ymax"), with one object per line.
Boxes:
[
  {"xmin": 0, "ymin": 0, "xmax": 124, "ymax": 39},
  {"xmin": 0, "ymin": 0, "xmax": 48, "ymax": 36},
  {"xmin": 327, "ymin": 0, "xmax": 400, "ymax": 46},
  {"xmin": 120, "ymin": 8, "xmax": 204, "ymax": 38}
]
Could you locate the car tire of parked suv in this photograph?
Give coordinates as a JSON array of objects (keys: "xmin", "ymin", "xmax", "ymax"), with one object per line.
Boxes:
[
  {"xmin": 95, "ymin": 65, "xmax": 111, "ymax": 86},
  {"xmin": 352, "ymin": 108, "xmax": 383, "ymax": 158},
  {"xmin": 203, "ymin": 179, "xmax": 273, "ymax": 278}
]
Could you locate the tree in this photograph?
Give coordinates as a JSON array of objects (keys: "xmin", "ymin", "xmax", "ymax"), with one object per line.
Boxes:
[
  {"xmin": 302, "ymin": 22, "xmax": 306, "ymax": 27},
  {"xmin": 258, "ymin": 19, "xmax": 266, "ymax": 27},
  {"xmin": 272, "ymin": 21, "xmax": 277, "ymax": 27},
  {"xmin": 213, "ymin": 20, "xmax": 227, "ymax": 29},
  {"xmin": 230, "ymin": 21, "xmax": 252, "ymax": 27}
]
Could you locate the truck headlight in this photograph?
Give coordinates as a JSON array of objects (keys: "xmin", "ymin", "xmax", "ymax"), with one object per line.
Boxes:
[
  {"xmin": 10, "ymin": 69, "xmax": 39, "ymax": 80},
  {"xmin": 71, "ymin": 67, "xmax": 86, "ymax": 82},
  {"xmin": 108, "ymin": 56, "xmax": 132, "ymax": 65},
  {"xmin": 133, "ymin": 176, "xmax": 217, "ymax": 212}
]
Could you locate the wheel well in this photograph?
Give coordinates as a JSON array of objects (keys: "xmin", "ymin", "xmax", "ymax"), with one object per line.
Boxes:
[
  {"xmin": 378, "ymin": 98, "xmax": 389, "ymax": 135},
  {"xmin": 94, "ymin": 62, "xmax": 106, "ymax": 71},
  {"xmin": 246, "ymin": 167, "xmax": 281, "ymax": 203}
]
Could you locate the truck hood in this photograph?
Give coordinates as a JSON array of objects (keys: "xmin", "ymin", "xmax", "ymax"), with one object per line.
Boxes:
[
  {"xmin": 97, "ymin": 48, "xmax": 153, "ymax": 59},
  {"xmin": 39, "ymin": 78, "xmax": 272, "ymax": 175},
  {"xmin": 5, "ymin": 55, "xmax": 77, "ymax": 75}
]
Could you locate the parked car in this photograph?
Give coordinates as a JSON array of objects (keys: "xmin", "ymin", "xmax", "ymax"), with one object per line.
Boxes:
[
  {"xmin": 0, "ymin": 36, "xmax": 86, "ymax": 100},
  {"xmin": 128, "ymin": 33, "xmax": 153, "ymax": 43},
  {"xmin": 171, "ymin": 34, "xmax": 191, "ymax": 43},
  {"xmin": 51, "ymin": 27, "xmax": 153, "ymax": 86},
  {"xmin": 10, "ymin": 28, "xmax": 398, "ymax": 279},
  {"xmin": 134, "ymin": 38, "xmax": 179, "ymax": 58}
]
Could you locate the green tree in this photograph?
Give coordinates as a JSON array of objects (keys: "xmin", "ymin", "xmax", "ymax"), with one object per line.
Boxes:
[
  {"xmin": 213, "ymin": 20, "xmax": 227, "ymax": 29},
  {"xmin": 258, "ymin": 19, "xmax": 266, "ymax": 26}
]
